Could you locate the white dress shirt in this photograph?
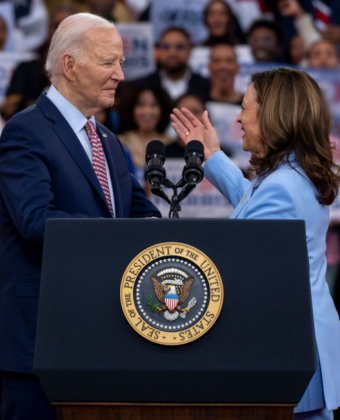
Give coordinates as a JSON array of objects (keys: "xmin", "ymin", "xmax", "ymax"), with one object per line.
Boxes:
[
  {"xmin": 160, "ymin": 69, "xmax": 191, "ymax": 101},
  {"xmin": 46, "ymin": 85, "xmax": 116, "ymax": 215}
]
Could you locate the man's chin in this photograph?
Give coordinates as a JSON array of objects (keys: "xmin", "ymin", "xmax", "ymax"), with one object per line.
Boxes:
[{"xmin": 164, "ymin": 64, "xmax": 187, "ymax": 75}]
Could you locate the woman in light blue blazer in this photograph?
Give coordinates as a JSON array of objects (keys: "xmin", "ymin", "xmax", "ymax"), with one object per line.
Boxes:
[{"xmin": 171, "ymin": 67, "xmax": 340, "ymax": 420}]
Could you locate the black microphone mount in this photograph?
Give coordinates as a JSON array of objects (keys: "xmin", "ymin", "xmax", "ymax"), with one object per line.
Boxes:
[{"xmin": 144, "ymin": 140, "xmax": 204, "ymax": 218}]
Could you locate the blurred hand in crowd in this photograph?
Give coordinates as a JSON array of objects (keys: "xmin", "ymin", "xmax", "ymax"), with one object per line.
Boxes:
[
  {"xmin": 322, "ymin": 25, "xmax": 340, "ymax": 45},
  {"xmin": 277, "ymin": 0, "xmax": 304, "ymax": 18}
]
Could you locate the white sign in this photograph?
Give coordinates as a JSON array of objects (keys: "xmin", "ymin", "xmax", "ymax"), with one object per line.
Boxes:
[
  {"xmin": 0, "ymin": 2, "xmax": 17, "ymax": 52},
  {"xmin": 150, "ymin": 158, "xmax": 234, "ymax": 218},
  {"xmin": 116, "ymin": 23, "xmax": 156, "ymax": 81},
  {"xmin": 151, "ymin": 0, "xmax": 211, "ymax": 45}
]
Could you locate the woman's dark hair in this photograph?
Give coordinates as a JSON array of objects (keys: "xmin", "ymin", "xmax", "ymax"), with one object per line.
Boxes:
[
  {"xmin": 250, "ymin": 67, "xmax": 340, "ymax": 205},
  {"xmin": 203, "ymin": 0, "xmax": 245, "ymax": 46},
  {"xmin": 118, "ymin": 84, "xmax": 174, "ymax": 134}
]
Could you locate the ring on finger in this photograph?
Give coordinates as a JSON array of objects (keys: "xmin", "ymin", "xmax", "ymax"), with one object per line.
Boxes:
[{"xmin": 185, "ymin": 131, "xmax": 190, "ymax": 136}]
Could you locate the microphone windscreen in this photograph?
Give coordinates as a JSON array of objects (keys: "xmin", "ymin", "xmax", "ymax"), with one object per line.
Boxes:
[
  {"xmin": 185, "ymin": 140, "xmax": 204, "ymax": 156},
  {"xmin": 145, "ymin": 140, "xmax": 165, "ymax": 163}
]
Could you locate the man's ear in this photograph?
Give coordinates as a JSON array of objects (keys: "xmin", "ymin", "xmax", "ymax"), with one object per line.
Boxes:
[{"xmin": 61, "ymin": 53, "xmax": 76, "ymax": 81}]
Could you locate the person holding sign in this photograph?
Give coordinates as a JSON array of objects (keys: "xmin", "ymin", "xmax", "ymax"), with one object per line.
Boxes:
[{"xmin": 171, "ymin": 67, "xmax": 340, "ymax": 420}]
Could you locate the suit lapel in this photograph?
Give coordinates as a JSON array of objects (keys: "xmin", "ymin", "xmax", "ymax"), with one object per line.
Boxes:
[
  {"xmin": 36, "ymin": 94, "xmax": 110, "ymax": 211},
  {"xmin": 97, "ymin": 126, "xmax": 124, "ymax": 218}
]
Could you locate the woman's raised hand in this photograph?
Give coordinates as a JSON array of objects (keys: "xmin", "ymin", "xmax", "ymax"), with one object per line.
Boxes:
[{"xmin": 170, "ymin": 108, "xmax": 221, "ymax": 161}]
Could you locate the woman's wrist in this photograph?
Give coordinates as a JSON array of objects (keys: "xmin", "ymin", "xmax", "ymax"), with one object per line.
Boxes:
[{"xmin": 206, "ymin": 147, "xmax": 221, "ymax": 161}]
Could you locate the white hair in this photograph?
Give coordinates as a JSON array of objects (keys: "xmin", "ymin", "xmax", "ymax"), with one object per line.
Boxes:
[{"xmin": 46, "ymin": 13, "xmax": 115, "ymax": 81}]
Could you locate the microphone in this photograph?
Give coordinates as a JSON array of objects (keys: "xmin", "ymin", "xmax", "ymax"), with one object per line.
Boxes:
[
  {"xmin": 175, "ymin": 141, "xmax": 204, "ymax": 205},
  {"xmin": 144, "ymin": 140, "xmax": 166, "ymax": 190},
  {"xmin": 182, "ymin": 140, "xmax": 204, "ymax": 184}
]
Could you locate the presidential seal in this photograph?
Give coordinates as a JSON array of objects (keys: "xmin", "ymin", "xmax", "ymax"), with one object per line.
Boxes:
[{"xmin": 120, "ymin": 242, "xmax": 223, "ymax": 345}]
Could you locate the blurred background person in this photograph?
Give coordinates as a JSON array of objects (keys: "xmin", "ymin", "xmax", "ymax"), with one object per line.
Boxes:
[
  {"xmin": 202, "ymin": 0, "xmax": 245, "ymax": 46},
  {"xmin": 307, "ymin": 40, "xmax": 340, "ymax": 69},
  {"xmin": 1, "ymin": 4, "xmax": 76, "ymax": 122},
  {"xmin": 78, "ymin": 0, "xmax": 134, "ymax": 22},
  {"xmin": 14, "ymin": 0, "xmax": 48, "ymax": 52},
  {"xmin": 136, "ymin": 27, "xmax": 210, "ymax": 103},
  {"xmin": 208, "ymin": 43, "xmax": 243, "ymax": 105},
  {"xmin": 278, "ymin": 0, "xmax": 340, "ymax": 50},
  {"xmin": 247, "ymin": 19, "xmax": 283, "ymax": 63},
  {"xmin": 0, "ymin": 15, "xmax": 7, "ymax": 51},
  {"xmin": 288, "ymin": 34, "xmax": 307, "ymax": 65},
  {"xmin": 118, "ymin": 86, "xmax": 173, "ymax": 186},
  {"xmin": 278, "ymin": 0, "xmax": 321, "ymax": 50}
]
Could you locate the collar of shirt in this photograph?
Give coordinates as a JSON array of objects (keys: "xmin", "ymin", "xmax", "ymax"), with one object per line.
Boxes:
[
  {"xmin": 46, "ymin": 85, "xmax": 96, "ymax": 135},
  {"xmin": 160, "ymin": 69, "xmax": 191, "ymax": 100}
]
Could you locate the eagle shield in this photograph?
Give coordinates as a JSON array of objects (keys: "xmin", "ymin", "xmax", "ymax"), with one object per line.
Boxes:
[{"xmin": 165, "ymin": 294, "xmax": 179, "ymax": 311}]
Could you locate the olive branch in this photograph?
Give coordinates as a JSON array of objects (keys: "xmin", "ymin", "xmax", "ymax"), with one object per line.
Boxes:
[{"xmin": 147, "ymin": 294, "xmax": 160, "ymax": 313}]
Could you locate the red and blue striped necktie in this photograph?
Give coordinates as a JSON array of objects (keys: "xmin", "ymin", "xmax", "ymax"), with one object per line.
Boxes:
[{"xmin": 85, "ymin": 121, "xmax": 114, "ymax": 217}]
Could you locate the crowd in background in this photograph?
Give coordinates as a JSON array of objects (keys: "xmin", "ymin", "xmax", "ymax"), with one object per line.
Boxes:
[{"xmin": 0, "ymin": 0, "xmax": 339, "ymax": 362}]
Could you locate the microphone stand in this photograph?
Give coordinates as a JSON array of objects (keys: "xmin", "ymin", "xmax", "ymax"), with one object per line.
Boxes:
[{"xmin": 160, "ymin": 178, "xmax": 198, "ymax": 219}]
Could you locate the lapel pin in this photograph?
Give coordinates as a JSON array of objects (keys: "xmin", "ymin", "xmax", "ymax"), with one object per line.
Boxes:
[{"xmin": 102, "ymin": 133, "xmax": 107, "ymax": 138}]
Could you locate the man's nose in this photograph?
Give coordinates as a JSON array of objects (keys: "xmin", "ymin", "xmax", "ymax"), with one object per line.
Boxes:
[{"xmin": 113, "ymin": 65, "xmax": 125, "ymax": 82}]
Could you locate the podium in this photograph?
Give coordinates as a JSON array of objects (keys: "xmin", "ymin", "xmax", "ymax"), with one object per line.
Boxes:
[{"xmin": 34, "ymin": 219, "xmax": 317, "ymax": 420}]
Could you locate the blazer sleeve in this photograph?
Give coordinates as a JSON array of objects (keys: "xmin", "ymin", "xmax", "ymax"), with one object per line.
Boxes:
[
  {"xmin": 244, "ymin": 179, "xmax": 298, "ymax": 220},
  {"xmin": 204, "ymin": 151, "xmax": 251, "ymax": 208},
  {"xmin": 0, "ymin": 117, "xmax": 92, "ymax": 245},
  {"xmin": 129, "ymin": 174, "xmax": 162, "ymax": 218}
]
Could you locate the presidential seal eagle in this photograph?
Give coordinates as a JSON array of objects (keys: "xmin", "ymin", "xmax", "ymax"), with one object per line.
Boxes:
[{"xmin": 150, "ymin": 267, "xmax": 196, "ymax": 321}]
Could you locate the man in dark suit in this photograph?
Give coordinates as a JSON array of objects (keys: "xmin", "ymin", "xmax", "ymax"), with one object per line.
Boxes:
[
  {"xmin": 135, "ymin": 27, "xmax": 211, "ymax": 104},
  {"xmin": 0, "ymin": 13, "xmax": 160, "ymax": 420}
]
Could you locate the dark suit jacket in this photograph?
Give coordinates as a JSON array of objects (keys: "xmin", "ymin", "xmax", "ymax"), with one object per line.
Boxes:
[
  {"xmin": 135, "ymin": 70, "xmax": 211, "ymax": 104},
  {"xmin": 0, "ymin": 93, "xmax": 160, "ymax": 374}
]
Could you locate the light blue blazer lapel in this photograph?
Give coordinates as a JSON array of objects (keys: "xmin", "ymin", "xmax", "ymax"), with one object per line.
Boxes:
[{"xmin": 230, "ymin": 178, "xmax": 262, "ymax": 219}]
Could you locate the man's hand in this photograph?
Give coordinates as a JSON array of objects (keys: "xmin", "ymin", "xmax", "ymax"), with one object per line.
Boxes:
[{"xmin": 278, "ymin": 0, "xmax": 304, "ymax": 18}]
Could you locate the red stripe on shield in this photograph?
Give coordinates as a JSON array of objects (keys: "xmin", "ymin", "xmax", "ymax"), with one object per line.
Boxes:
[{"xmin": 165, "ymin": 297, "xmax": 178, "ymax": 311}]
